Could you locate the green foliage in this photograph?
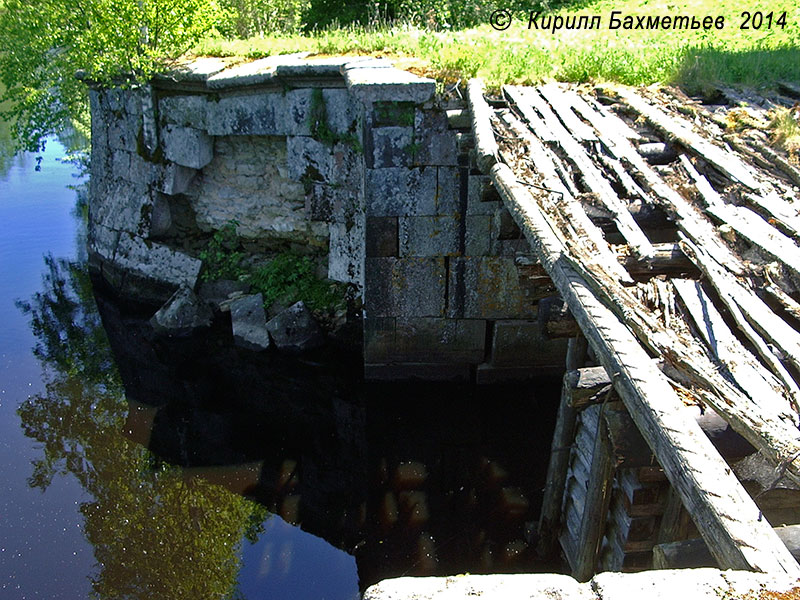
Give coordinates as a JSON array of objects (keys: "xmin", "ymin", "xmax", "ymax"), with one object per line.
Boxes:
[
  {"xmin": 247, "ymin": 252, "xmax": 345, "ymax": 312},
  {"xmin": 308, "ymin": 87, "xmax": 361, "ymax": 151},
  {"xmin": 0, "ymin": 0, "xmax": 224, "ymax": 152},
  {"xmin": 217, "ymin": 0, "xmax": 309, "ymax": 36},
  {"xmin": 199, "ymin": 220, "xmax": 245, "ymax": 282}
]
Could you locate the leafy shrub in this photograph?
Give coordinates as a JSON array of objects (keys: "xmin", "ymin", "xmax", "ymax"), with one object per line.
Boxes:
[
  {"xmin": 199, "ymin": 221, "xmax": 245, "ymax": 282},
  {"xmin": 247, "ymin": 253, "xmax": 344, "ymax": 312}
]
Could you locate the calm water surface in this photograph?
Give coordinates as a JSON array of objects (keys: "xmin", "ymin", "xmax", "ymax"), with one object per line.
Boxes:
[
  {"xmin": 0, "ymin": 142, "xmax": 359, "ymax": 599},
  {"xmin": 1, "ymin": 138, "xmax": 561, "ymax": 599}
]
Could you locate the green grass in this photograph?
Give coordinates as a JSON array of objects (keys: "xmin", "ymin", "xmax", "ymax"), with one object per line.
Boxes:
[{"xmin": 194, "ymin": 0, "xmax": 800, "ymax": 91}]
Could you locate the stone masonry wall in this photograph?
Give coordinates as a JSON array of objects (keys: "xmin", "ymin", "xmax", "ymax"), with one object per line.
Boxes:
[{"xmin": 87, "ymin": 55, "xmax": 567, "ymax": 380}]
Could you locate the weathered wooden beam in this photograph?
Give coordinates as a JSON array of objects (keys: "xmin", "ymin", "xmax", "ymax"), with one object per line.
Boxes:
[
  {"xmin": 654, "ymin": 525, "xmax": 800, "ymax": 569},
  {"xmin": 490, "ymin": 159, "xmax": 800, "ymax": 575},
  {"xmin": 505, "ymin": 85, "xmax": 656, "ymax": 260},
  {"xmin": 574, "ymin": 404, "xmax": 616, "ymax": 581},
  {"xmin": 467, "ymin": 79, "xmax": 499, "ymax": 173},
  {"xmin": 538, "ymin": 335, "xmax": 588, "ymax": 559},
  {"xmin": 616, "ymin": 242, "xmax": 695, "ymax": 276}
]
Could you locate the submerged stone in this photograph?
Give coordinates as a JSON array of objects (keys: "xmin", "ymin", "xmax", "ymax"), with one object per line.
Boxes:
[
  {"xmin": 230, "ymin": 293, "xmax": 271, "ymax": 351},
  {"xmin": 150, "ymin": 284, "xmax": 213, "ymax": 336},
  {"xmin": 266, "ymin": 301, "xmax": 324, "ymax": 353}
]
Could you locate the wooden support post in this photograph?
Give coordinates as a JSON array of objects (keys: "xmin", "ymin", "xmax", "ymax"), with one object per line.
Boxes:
[
  {"xmin": 574, "ymin": 403, "xmax": 616, "ymax": 581},
  {"xmin": 467, "ymin": 79, "xmax": 499, "ymax": 173},
  {"xmin": 490, "ymin": 159, "xmax": 800, "ymax": 576},
  {"xmin": 538, "ymin": 335, "xmax": 588, "ymax": 558}
]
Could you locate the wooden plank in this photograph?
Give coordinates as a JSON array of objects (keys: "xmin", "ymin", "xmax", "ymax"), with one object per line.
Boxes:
[
  {"xmin": 467, "ymin": 79, "xmax": 499, "ymax": 173},
  {"xmin": 616, "ymin": 242, "xmax": 696, "ymax": 276},
  {"xmin": 613, "ymin": 87, "xmax": 760, "ymax": 190},
  {"xmin": 495, "ymin": 110, "xmax": 634, "ymax": 285},
  {"xmin": 572, "ymin": 99, "xmax": 746, "ymax": 275},
  {"xmin": 574, "ymin": 404, "xmax": 616, "ymax": 581},
  {"xmin": 505, "ymin": 85, "xmax": 656, "ymax": 260},
  {"xmin": 490, "ymin": 159, "xmax": 800, "ymax": 575},
  {"xmin": 539, "ymin": 83, "xmax": 598, "ymax": 142},
  {"xmin": 679, "ymin": 238, "xmax": 800, "ymax": 419},
  {"xmin": 538, "ymin": 336, "xmax": 588, "ymax": 558},
  {"xmin": 657, "ymin": 486, "xmax": 690, "ymax": 544},
  {"xmin": 654, "ymin": 525, "xmax": 800, "ymax": 569},
  {"xmin": 672, "ymin": 278, "xmax": 791, "ymax": 409},
  {"xmin": 681, "ymin": 155, "xmax": 800, "ymax": 276}
]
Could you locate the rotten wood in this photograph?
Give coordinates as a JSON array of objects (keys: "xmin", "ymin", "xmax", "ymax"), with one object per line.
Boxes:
[
  {"xmin": 490, "ymin": 159, "xmax": 800, "ymax": 575},
  {"xmin": 467, "ymin": 79, "xmax": 499, "ymax": 173}
]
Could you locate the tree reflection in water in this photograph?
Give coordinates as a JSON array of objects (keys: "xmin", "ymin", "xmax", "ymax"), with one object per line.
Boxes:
[{"xmin": 16, "ymin": 253, "xmax": 268, "ymax": 600}]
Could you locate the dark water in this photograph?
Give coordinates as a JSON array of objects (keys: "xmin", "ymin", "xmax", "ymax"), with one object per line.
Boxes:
[{"xmin": 1, "ymin": 139, "xmax": 562, "ymax": 599}]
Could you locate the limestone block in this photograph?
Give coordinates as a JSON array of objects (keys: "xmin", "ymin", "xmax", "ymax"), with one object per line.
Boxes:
[
  {"xmin": 150, "ymin": 193, "xmax": 172, "ymax": 238},
  {"xmin": 111, "ymin": 150, "xmax": 131, "ymax": 181},
  {"xmin": 89, "ymin": 90, "xmax": 109, "ymax": 154},
  {"xmin": 274, "ymin": 56, "xmax": 355, "ymax": 78},
  {"xmin": 230, "ymin": 294, "xmax": 271, "ymax": 351},
  {"xmin": 266, "ymin": 301, "xmax": 324, "ymax": 353},
  {"xmin": 365, "ymin": 167, "xmax": 437, "ymax": 217},
  {"xmin": 156, "ymin": 162, "xmax": 198, "ymax": 196},
  {"xmin": 103, "ymin": 88, "xmax": 126, "ymax": 113},
  {"xmin": 286, "ymin": 88, "xmax": 314, "ymax": 136},
  {"xmin": 391, "ymin": 317, "xmax": 486, "ymax": 363},
  {"xmin": 150, "ymin": 284, "xmax": 213, "ymax": 336},
  {"xmin": 370, "ymin": 126, "xmax": 414, "ymax": 168},
  {"xmin": 467, "ymin": 174, "xmax": 502, "ymax": 216},
  {"xmin": 436, "ymin": 167, "xmax": 462, "ymax": 215},
  {"xmin": 345, "ymin": 65, "xmax": 436, "ymax": 104},
  {"xmin": 205, "ymin": 55, "xmax": 291, "ymax": 88},
  {"xmin": 206, "ymin": 92, "xmax": 287, "ymax": 136},
  {"xmin": 447, "ymin": 257, "xmax": 538, "ymax": 319},
  {"xmin": 321, "ymin": 88, "xmax": 359, "ymax": 135},
  {"xmin": 414, "ymin": 110, "xmax": 458, "ymax": 166},
  {"xmin": 161, "ymin": 125, "xmax": 214, "ymax": 169},
  {"xmin": 329, "ymin": 217, "xmax": 364, "ymax": 288},
  {"xmin": 592, "ymin": 569, "xmax": 798, "ymax": 600},
  {"xmin": 365, "ymin": 257, "xmax": 445, "ymax": 317},
  {"xmin": 91, "ymin": 180, "xmax": 152, "ymax": 235},
  {"xmin": 489, "ymin": 320, "xmax": 568, "ymax": 368},
  {"xmin": 366, "ymin": 216, "xmax": 398, "ymax": 257},
  {"xmin": 363, "ymin": 573, "xmax": 594, "ymax": 600},
  {"xmin": 159, "ymin": 94, "xmax": 208, "ymax": 129},
  {"xmin": 107, "ymin": 113, "xmax": 138, "ymax": 152},
  {"xmin": 158, "ymin": 57, "xmax": 232, "ymax": 83},
  {"xmin": 398, "ymin": 215, "xmax": 461, "ymax": 257},
  {"xmin": 465, "ymin": 215, "xmax": 493, "ymax": 256},
  {"xmin": 113, "ymin": 236, "xmax": 202, "ymax": 289},
  {"xmin": 87, "ymin": 223, "xmax": 121, "ymax": 262},
  {"xmin": 287, "ymin": 135, "xmax": 332, "ymax": 182}
]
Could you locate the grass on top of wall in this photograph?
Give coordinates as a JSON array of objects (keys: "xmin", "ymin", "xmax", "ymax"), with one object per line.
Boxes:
[{"xmin": 194, "ymin": 0, "xmax": 800, "ymax": 92}]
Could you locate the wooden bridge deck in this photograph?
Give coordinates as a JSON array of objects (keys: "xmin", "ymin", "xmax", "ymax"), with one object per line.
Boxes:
[{"xmin": 467, "ymin": 80, "xmax": 800, "ymax": 578}]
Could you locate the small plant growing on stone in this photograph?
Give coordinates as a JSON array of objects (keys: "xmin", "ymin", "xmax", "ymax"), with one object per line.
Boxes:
[
  {"xmin": 247, "ymin": 253, "xmax": 345, "ymax": 313},
  {"xmin": 199, "ymin": 220, "xmax": 245, "ymax": 282}
]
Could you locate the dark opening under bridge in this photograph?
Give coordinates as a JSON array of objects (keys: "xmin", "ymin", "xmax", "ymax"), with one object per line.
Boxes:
[{"xmin": 467, "ymin": 79, "xmax": 800, "ymax": 579}]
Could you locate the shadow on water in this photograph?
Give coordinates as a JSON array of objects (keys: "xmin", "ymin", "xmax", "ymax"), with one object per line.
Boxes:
[
  {"xmin": 91, "ymin": 278, "xmax": 566, "ymax": 590},
  {"xmin": 672, "ymin": 45, "xmax": 800, "ymax": 94}
]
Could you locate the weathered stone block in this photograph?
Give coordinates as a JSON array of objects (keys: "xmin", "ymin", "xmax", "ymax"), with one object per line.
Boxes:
[
  {"xmin": 414, "ymin": 110, "xmax": 458, "ymax": 166},
  {"xmin": 467, "ymin": 175, "xmax": 502, "ymax": 216},
  {"xmin": 329, "ymin": 216, "xmax": 365, "ymax": 288},
  {"xmin": 495, "ymin": 206, "xmax": 521, "ymax": 239},
  {"xmin": 156, "ymin": 163, "xmax": 198, "ymax": 196},
  {"xmin": 489, "ymin": 320, "xmax": 568, "ymax": 368},
  {"xmin": 465, "ymin": 215, "xmax": 492, "ymax": 256},
  {"xmin": 365, "ymin": 167, "xmax": 437, "ymax": 217},
  {"xmin": 107, "ymin": 114, "xmax": 138, "ymax": 152},
  {"xmin": 113, "ymin": 236, "xmax": 202, "ymax": 289},
  {"xmin": 371, "ymin": 126, "xmax": 414, "ymax": 168},
  {"xmin": 150, "ymin": 284, "xmax": 213, "ymax": 336},
  {"xmin": 447, "ymin": 257, "xmax": 538, "ymax": 319},
  {"xmin": 88, "ymin": 223, "xmax": 121, "ymax": 262},
  {"xmin": 159, "ymin": 94, "xmax": 208, "ymax": 129},
  {"xmin": 365, "ymin": 257, "xmax": 445, "ymax": 317},
  {"xmin": 91, "ymin": 180, "xmax": 152, "ymax": 235},
  {"xmin": 287, "ymin": 135, "xmax": 332, "ymax": 182},
  {"xmin": 198, "ymin": 279, "xmax": 252, "ymax": 309},
  {"xmin": 345, "ymin": 65, "xmax": 436, "ymax": 104},
  {"xmin": 366, "ymin": 216, "xmax": 398, "ymax": 257},
  {"xmin": 392, "ymin": 317, "xmax": 486, "ymax": 362},
  {"xmin": 230, "ymin": 293, "xmax": 271, "ymax": 351},
  {"xmin": 150, "ymin": 193, "xmax": 172, "ymax": 238},
  {"xmin": 266, "ymin": 301, "xmax": 324, "ymax": 353},
  {"xmin": 286, "ymin": 88, "xmax": 314, "ymax": 136},
  {"xmin": 206, "ymin": 92, "xmax": 287, "ymax": 136},
  {"xmin": 161, "ymin": 125, "xmax": 214, "ymax": 169},
  {"xmin": 322, "ymin": 88, "xmax": 359, "ymax": 135},
  {"xmin": 398, "ymin": 215, "xmax": 461, "ymax": 257},
  {"xmin": 436, "ymin": 167, "xmax": 462, "ymax": 215},
  {"xmin": 364, "ymin": 316, "xmax": 396, "ymax": 362}
]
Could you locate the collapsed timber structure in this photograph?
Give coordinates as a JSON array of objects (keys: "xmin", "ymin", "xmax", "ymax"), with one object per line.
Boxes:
[{"xmin": 468, "ymin": 79, "xmax": 800, "ymax": 579}]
